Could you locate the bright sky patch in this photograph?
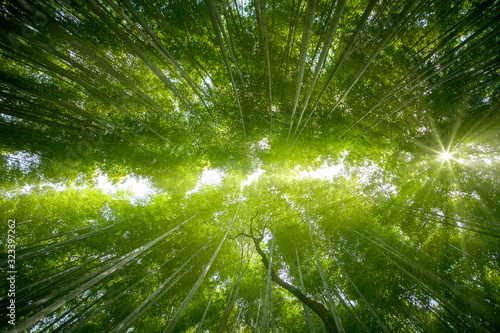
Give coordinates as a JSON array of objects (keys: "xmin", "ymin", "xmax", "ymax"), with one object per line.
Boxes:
[
  {"xmin": 95, "ymin": 172, "xmax": 157, "ymax": 203},
  {"xmin": 298, "ymin": 161, "xmax": 345, "ymax": 181},
  {"xmin": 241, "ymin": 168, "xmax": 265, "ymax": 188},
  {"xmin": 187, "ymin": 167, "xmax": 225, "ymax": 195}
]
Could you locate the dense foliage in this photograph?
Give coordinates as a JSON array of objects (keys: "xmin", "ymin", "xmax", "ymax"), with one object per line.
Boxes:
[{"xmin": 1, "ymin": 0, "xmax": 499, "ymax": 332}]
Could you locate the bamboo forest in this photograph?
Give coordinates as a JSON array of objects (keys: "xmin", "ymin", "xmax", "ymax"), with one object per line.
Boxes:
[{"xmin": 1, "ymin": 0, "xmax": 500, "ymax": 331}]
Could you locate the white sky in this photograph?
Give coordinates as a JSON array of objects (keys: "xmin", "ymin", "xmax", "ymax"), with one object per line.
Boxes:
[
  {"xmin": 298, "ymin": 152, "xmax": 348, "ymax": 181},
  {"xmin": 95, "ymin": 173, "xmax": 156, "ymax": 200},
  {"xmin": 1, "ymin": 169, "xmax": 157, "ymax": 205},
  {"xmin": 296, "ymin": 152, "xmax": 398, "ymax": 198},
  {"xmin": 14, "ymin": 143, "xmax": 500, "ymax": 201},
  {"xmin": 4, "ymin": 150, "xmax": 41, "ymax": 173},
  {"xmin": 241, "ymin": 168, "xmax": 265, "ymax": 189},
  {"xmin": 298, "ymin": 161, "xmax": 345, "ymax": 181},
  {"xmin": 186, "ymin": 167, "xmax": 225, "ymax": 195}
]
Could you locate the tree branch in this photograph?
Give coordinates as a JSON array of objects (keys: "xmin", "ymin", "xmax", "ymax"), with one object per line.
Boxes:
[
  {"xmin": 249, "ymin": 210, "xmax": 259, "ymax": 238},
  {"xmin": 248, "ymin": 236, "xmax": 338, "ymax": 332}
]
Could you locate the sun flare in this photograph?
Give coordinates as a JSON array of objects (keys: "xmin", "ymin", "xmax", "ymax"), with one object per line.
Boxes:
[{"xmin": 439, "ymin": 151, "xmax": 453, "ymax": 162}]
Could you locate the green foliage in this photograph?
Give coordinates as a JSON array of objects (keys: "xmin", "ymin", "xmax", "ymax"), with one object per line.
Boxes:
[{"xmin": 0, "ymin": 0, "xmax": 499, "ymax": 332}]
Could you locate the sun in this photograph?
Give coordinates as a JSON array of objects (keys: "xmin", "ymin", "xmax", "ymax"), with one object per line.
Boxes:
[{"xmin": 439, "ymin": 150, "xmax": 453, "ymax": 162}]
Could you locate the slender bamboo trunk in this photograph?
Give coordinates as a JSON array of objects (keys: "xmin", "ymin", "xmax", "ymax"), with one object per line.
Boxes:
[
  {"xmin": 260, "ymin": 228, "xmax": 275, "ymax": 333},
  {"xmin": 283, "ymin": 0, "xmax": 303, "ymax": 77},
  {"xmin": 305, "ymin": 0, "xmax": 335, "ymax": 77},
  {"xmin": 296, "ymin": 248, "xmax": 315, "ymax": 332},
  {"xmin": 349, "ymin": 13, "xmax": 500, "ymax": 139},
  {"xmin": 0, "ymin": 107, "xmax": 81, "ymax": 134},
  {"xmin": 362, "ymin": 58, "xmax": 495, "ymax": 136},
  {"xmin": 226, "ymin": 0, "xmax": 251, "ymax": 76},
  {"xmin": 255, "ymin": 0, "xmax": 273, "ymax": 135},
  {"xmin": 205, "ymin": 0, "xmax": 246, "ymax": 141},
  {"xmin": 308, "ymin": 224, "xmax": 345, "ymax": 333},
  {"xmin": 109, "ymin": 0, "xmax": 220, "ymax": 130},
  {"xmin": 12, "ymin": 41, "xmax": 179, "ymax": 147},
  {"xmin": 289, "ymin": 0, "xmax": 378, "ymax": 149},
  {"xmin": 136, "ymin": 0, "xmax": 219, "ymax": 93},
  {"xmin": 253, "ymin": 288, "xmax": 262, "ymax": 333},
  {"xmin": 331, "ymin": 254, "xmax": 389, "ymax": 333},
  {"xmin": 26, "ymin": 36, "xmax": 175, "ymax": 132},
  {"xmin": 11, "ymin": 213, "xmax": 146, "ymax": 264},
  {"xmin": 85, "ymin": 0, "xmax": 229, "ymax": 149},
  {"xmin": 0, "ymin": 46, "xmax": 159, "ymax": 158},
  {"xmin": 67, "ymin": 246, "xmax": 190, "ymax": 333},
  {"xmin": 126, "ymin": 266, "xmax": 194, "ymax": 332},
  {"xmin": 115, "ymin": 0, "xmax": 213, "ymax": 104},
  {"xmin": 217, "ymin": 0, "xmax": 246, "ymax": 92},
  {"xmin": 220, "ymin": 0, "xmax": 246, "ymax": 92},
  {"xmin": 38, "ymin": 300, "xmax": 82, "ymax": 333},
  {"xmin": 45, "ymin": 23, "xmax": 193, "ymax": 138},
  {"xmin": 7, "ymin": 217, "xmax": 194, "ymax": 333},
  {"xmin": 232, "ymin": 303, "xmax": 244, "ymax": 333},
  {"xmin": 163, "ymin": 207, "xmax": 239, "ymax": 333},
  {"xmin": 327, "ymin": 0, "xmax": 419, "ymax": 117},
  {"xmin": 217, "ymin": 272, "xmax": 243, "ymax": 333},
  {"xmin": 329, "ymin": 282, "xmax": 370, "ymax": 333},
  {"xmin": 287, "ymin": 0, "xmax": 317, "ymax": 141},
  {"xmin": 49, "ymin": 291, "xmax": 105, "ymax": 333},
  {"xmin": 227, "ymin": 282, "xmax": 235, "ymax": 306},
  {"xmin": 347, "ymin": 222, "xmax": 500, "ymax": 328},
  {"xmin": 15, "ymin": 256, "xmax": 110, "ymax": 309},
  {"xmin": 9, "ymin": 256, "xmax": 96, "ymax": 299},
  {"xmin": 111, "ymin": 248, "xmax": 204, "ymax": 333},
  {"xmin": 196, "ymin": 281, "xmax": 218, "ymax": 333},
  {"xmin": 18, "ymin": 222, "xmax": 102, "ymax": 251},
  {"xmin": 386, "ymin": 255, "xmax": 489, "ymax": 333},
  {"xmin": 0, "ymin": 67, "xmax": 152, "ymax": 154},
  {"xmin": 294, "ymin": 0, "xmax": 347, "ymax": 135}
]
